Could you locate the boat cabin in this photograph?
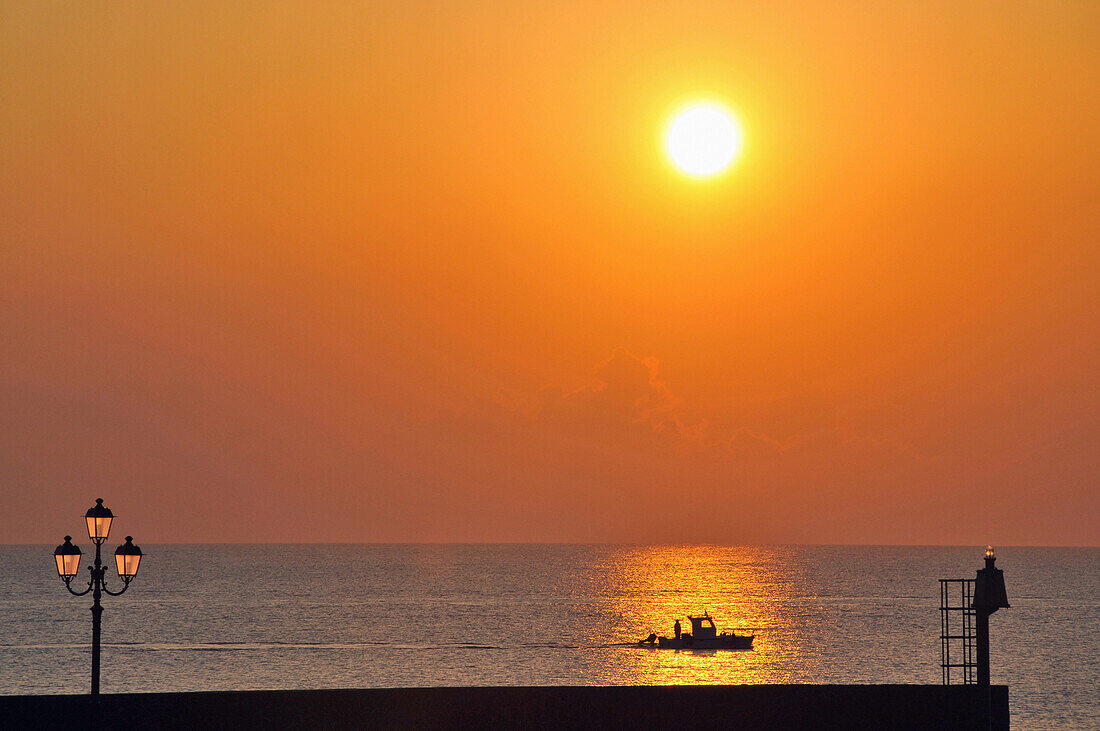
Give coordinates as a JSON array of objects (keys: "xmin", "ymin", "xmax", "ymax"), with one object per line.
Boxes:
[{"xmin": 687, "ymin": 613, "xmax": 718, "ymax": 640}]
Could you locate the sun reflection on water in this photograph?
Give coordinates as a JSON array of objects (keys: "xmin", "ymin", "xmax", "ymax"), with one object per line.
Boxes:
[{"xmin": 592, "ymin": 545, "xmax": 828, "ymax": 685}]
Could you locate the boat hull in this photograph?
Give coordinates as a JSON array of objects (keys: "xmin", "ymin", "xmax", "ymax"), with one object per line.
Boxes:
[{"xmin": 656, "ymin": 635, "xmax": 754, "ymax": 650}]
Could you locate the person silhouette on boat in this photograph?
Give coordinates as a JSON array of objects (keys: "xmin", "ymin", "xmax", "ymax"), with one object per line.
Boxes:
[{"xmin": 674, "ymin": 619, "xmax": 682, "ymax": 639}]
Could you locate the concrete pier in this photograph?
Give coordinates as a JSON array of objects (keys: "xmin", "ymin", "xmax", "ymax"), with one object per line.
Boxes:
[{"xmin": 0, "ymin": 684, "xmax": 1009, "ymax": 730}]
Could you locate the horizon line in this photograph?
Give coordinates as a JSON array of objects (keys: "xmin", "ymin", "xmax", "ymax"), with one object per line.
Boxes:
[{"xmin": 9, "ymin": 540, "xmax": 1098, "ymax": 548}]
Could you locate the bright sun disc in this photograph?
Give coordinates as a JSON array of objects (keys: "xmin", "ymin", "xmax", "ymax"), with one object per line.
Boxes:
[{"xmin": 665, "ymin": 102, "xmax": 743, "ymax": 177}]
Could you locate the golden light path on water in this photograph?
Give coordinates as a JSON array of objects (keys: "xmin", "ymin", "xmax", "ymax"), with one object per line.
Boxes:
[{"xmin": 588, "ymin": 546, "xmax": 832, "ymax": 684}]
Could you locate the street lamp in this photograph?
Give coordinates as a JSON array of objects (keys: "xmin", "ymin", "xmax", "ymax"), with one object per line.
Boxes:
[{"xmin": 53, "ymin": 498, "xmax": 143, "ymax": 695}]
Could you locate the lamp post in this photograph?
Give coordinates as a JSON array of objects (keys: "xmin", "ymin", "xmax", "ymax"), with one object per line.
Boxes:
[
  {"xmin": 53, "ymin": 498, "xmax": 143, "ymax": 696},
  {"xmin": 972, "ymin": 545, "xmax": 1009, "ymax": 730}
]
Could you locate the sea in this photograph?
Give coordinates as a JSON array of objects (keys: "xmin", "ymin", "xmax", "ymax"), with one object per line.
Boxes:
[{"xmin": 2, "ymin": 544, "xmax": 1096, "ymax": 729}]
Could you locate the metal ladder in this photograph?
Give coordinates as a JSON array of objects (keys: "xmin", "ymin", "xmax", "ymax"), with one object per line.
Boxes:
[{"xmin": 939, "ymin": 578, "xmax": 977, "ymax": 684}]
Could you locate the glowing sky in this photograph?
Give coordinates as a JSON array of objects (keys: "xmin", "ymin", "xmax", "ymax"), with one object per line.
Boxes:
[{"xmin": 2, "ymin": 1, "xmax": 1097, "ymax": 544}]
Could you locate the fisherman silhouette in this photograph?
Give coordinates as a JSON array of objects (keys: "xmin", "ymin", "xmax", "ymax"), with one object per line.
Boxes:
[{"xmin": 674, "ymin": 619, "xmax": 681, "ymax": 639}]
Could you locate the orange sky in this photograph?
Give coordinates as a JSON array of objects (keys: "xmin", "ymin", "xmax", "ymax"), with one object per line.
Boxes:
[{"xmin": 2, "ymin": 1, "xmax": 1097, "ymax": 544}]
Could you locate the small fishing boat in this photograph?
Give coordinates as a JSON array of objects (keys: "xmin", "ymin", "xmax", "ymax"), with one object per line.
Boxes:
[{"xmin": 639, "ymin": 612, "xmax": 754, "ymax": 650}]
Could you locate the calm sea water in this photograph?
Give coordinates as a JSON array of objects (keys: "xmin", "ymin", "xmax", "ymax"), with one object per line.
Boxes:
[{"xmin": 1, "ymin": 545, "xmax": 1096, "ymax": 729}]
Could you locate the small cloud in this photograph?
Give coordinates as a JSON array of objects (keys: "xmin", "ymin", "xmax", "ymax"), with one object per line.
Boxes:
[
  {"xmin": 532, "ymin": 348, "xmax": 686, "ymax": 437},
  {"xmin": 728, "ymin": 427, "xmax": 789, "ymax": 455},
  {"xmin": 470, "ymin": 349, "xmax": 917, "ymax": 461}
]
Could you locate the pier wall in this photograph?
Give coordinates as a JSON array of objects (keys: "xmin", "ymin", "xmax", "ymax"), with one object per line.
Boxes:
[{"xmin": 0, "ymin": 684, "xmax": 1009, "ymax": 730}]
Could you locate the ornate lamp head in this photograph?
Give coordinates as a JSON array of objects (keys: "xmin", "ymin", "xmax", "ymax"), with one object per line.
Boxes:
[
  {"xmin": 54, "ymin": 536, "xmax": 83, "ymax": 578},
  {"xmin": 114, "ymin": 536, "xmax": 143, "ymax": 578},
  {"xmin": 85, "ymin": 498, "xmax": 114, "ymax": 542}
]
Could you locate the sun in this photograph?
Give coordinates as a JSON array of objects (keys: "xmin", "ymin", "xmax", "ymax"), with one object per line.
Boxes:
[{"xmin": 664, "ymin": 102, "xmax": 743, "ymax": 177}]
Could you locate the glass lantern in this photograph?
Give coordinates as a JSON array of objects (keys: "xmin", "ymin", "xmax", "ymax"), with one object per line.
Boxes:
[
  {"xmin": 85, "ymin": 498, "xmax": 114, "ymax": 542},
  {"xmin": 54, "ymin": 536, "xmax": 83, "ymax": 578},
  {"xmin": 114, "ymin": 536, "xmax": 143, "ymax": 578}
]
